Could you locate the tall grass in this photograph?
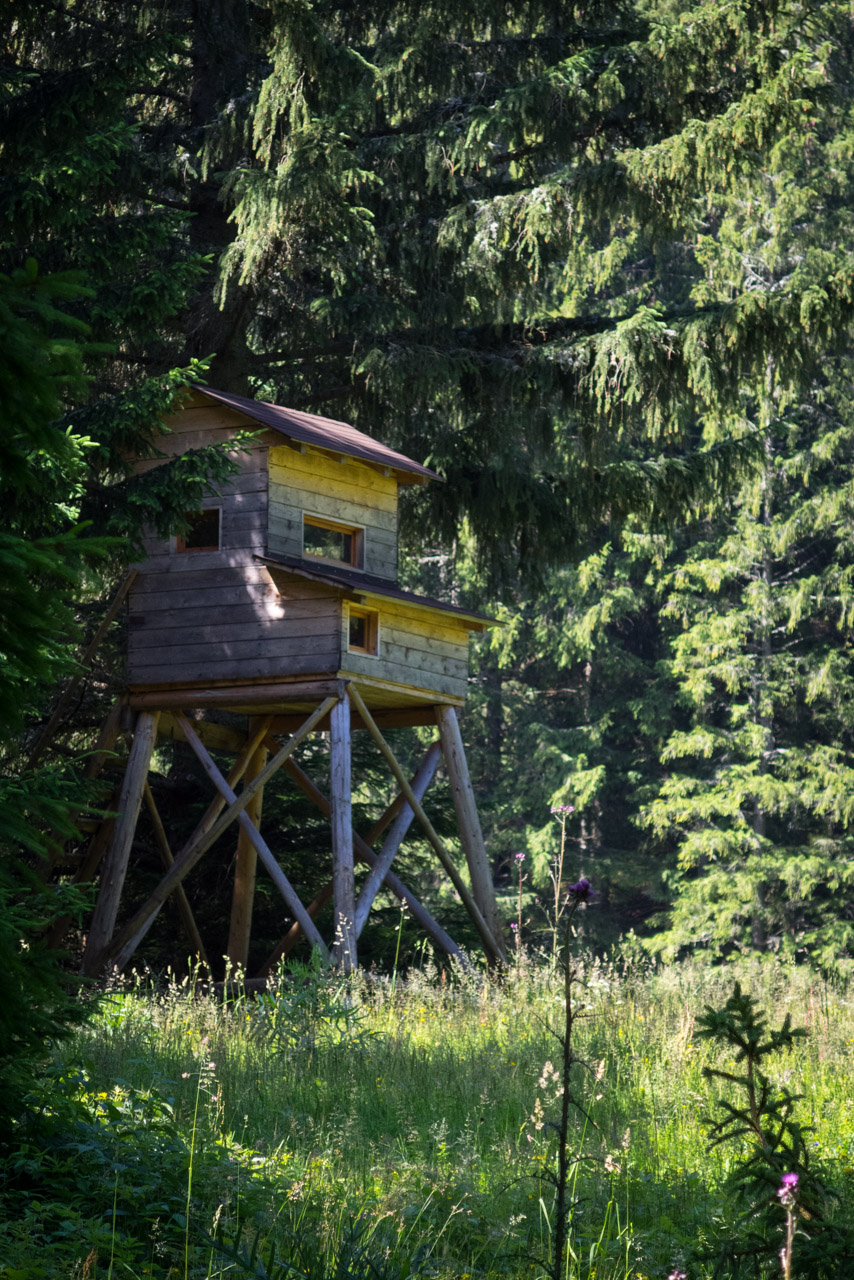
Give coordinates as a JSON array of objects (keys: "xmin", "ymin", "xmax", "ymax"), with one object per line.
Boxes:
[{"xmin": 4, "ymin": 953, "xmax": 853, "ymax": 1278}]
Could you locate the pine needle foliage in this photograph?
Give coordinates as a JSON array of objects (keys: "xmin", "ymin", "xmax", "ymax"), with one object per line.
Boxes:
[{"xmin": 6, "ymin": 1, "xmax": 854, "ymax": 573}]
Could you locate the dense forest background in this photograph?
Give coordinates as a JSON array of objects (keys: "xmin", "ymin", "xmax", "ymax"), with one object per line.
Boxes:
[{"xmin": 4, "ymin": 0, "xmax": 854, "ymax": 1004}]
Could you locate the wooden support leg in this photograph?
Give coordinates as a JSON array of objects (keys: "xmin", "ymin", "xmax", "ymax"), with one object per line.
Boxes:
[
  {"xmin": 227, "ymin": 721, "xmax": 269, "ymax": 970},
  {"xmin": 435, "ymin": 705, "xmax": 505, "ymax": 956},
  {"xmin": 347, "ymin": 686, "xmax": 505, "ymax": 964},
  {"xmin": 280, "ymin": 757, "xmax": 464, "ymax": 964},
  {"xmin": 82, "ymin": 710, "xmax": 159, "ymax": 975},
  {"xmin": 330, "ymin": 696, "xmax": 356, "ymax": 972},
  {"xmin": 92, "ymin": 696, "xmax": 337, "ymax": 976}
]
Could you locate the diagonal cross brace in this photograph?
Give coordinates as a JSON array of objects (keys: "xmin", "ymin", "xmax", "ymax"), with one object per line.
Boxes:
[
  {"xmin": 177, "ymin": 712, "xmax": 328, "ymax": 956},
  {"xmin": 93, "ymin": 696, "xmax": 337, "ymax": 973},
  {"xmin": 347, "ymin": 685, "xmax": 506, "ymax": 964}
]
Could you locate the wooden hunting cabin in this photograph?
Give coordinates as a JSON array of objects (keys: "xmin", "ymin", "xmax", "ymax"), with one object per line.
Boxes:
[
  {"xmin": 128, "ymin": 386, "xmax": 484, "ymax": 709},
  {"xmin": 79, "ymin": 386, "xmax": 505, "ymax": 980}
]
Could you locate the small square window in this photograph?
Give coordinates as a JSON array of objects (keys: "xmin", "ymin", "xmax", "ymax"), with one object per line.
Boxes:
[
  {"xmin": 347, "ymin": 605, "xmax": 379, "ymax": 656},
  {"xmin": 176, "ymin": 509, "xmax": 221, "ymax": 553},
  {"xmin": 303, "ymin": 515, "xmax": 362, "ymax": 567}
]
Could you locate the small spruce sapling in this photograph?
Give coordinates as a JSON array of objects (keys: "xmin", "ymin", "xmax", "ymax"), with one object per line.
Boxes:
[{"xmin": 695, "ymin": 983, "xmax": 852, "ymax": 1278}]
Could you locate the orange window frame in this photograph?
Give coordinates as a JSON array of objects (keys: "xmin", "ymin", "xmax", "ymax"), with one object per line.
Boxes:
[
  {"xmin": 347, "ymin": 604, "xmax": 379, "ymax": 656},
  {"xmin": 303, "ymin": 514, "xmax": 363, "ymax": 568}
]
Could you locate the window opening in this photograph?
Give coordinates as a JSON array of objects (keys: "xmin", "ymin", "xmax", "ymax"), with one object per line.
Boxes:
[
  {"xmin": 347, "ymin": 605, "xmax": 379, "ymax": 656},
  {"xmin": 176, "ymin": 508, "xmax": 221, "ymax": 553},
  {"xmin": 303, "ymin": 515, "xmax": 362, "ymax": 567}
]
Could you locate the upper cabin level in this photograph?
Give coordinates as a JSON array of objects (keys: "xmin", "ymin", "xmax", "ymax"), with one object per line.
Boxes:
[{"xmin": 128, "ymin": 387, "xmax": 490, "ymax": 709}]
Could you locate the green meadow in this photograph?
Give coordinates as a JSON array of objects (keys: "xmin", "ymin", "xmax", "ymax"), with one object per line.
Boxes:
[{"xmin": 4, "ymin": 955, "xmax": 854, "ymax": 1279}]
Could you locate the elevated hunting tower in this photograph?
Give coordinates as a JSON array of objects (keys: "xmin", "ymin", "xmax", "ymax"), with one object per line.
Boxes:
[{"xmin": 79, "ymin": 387, "xmax": 505, "ymax": 977}]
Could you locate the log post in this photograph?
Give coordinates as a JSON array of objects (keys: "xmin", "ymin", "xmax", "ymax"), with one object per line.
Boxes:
[
  {"xmin": 82, "ymin": 710, "xmax": 159, "ymax": 975},
  {"xmin": 226, "ymin": 719, "xmax": 269, "ymax": 970},
  {"xmin": 435, "ymin": 704, "xmax": 504, "ymax": 955},
  {"xmin": 330, "ymin": 695, "xmax": 356, "ymax": 972}
]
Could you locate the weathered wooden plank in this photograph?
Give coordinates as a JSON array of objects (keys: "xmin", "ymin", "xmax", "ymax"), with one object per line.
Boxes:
[
  {"xmin": 373, "ymin": 601, "xmax": 474, "ymax": 644},
  {"xmin": 141, "ymin": 500, "xmax": 268, "ymax": 556},
  {"xmin": 130, "ymin": 604, "xmax": 338, "ymax": 645},
  {"xmin": 268, "ymin": 517, "xmax": 398, "ymax": 579},
  {"xmin": 129, "ymin": 679, "xmax": 342, "ymax": 708},
  {"xmin": 130, "ymin": 616, "xmax": 338, "ymax": 651},
  {"xmin": 342, "ymin": 618, "xmax": 469, "ymax": 668},
  {"xmin": 436, "ymin": 705, "xmax": 504, "ymax": 958},
  {"xmin": 130, "ymin": 653, "xmax": 341, "ymax": 686},
  {"xmin": 347, "ymin": 685, "xmax": 504, "ymax": 965},
  {"xmin": 138, "ymin": 546, "xmax": 266, "ymax": 575},
  {"xmin": 268, "ymin": 490, "xmax": 397, "ymax": 533},
  {"xmin": 342, "ymin": 651, "xmax": 467, "ymax": 700},
  {"xmin": 162, "ymin": 402, "xmax": 253, "ymax": 432},
  {"xmin": 130, "ymin": 585, "xmax": 281, "ymax": 616},
  {"xmin": 133, "ymin": 564, "xmax": 273, "ymax": 593},
  {"xmin": 133, "ymin": 437, "xmax": 269, "ymax": 473},
  {"xmin": 376, "ymin": 641, "xmax": 468, "ymax": 680},
  {"xmin": 130, "ymin": 634, "xmax": 341, "ymax": 667},
  {"xmin": 129, "ymin": 599, "xmax": 337, "ymax": 634},
  {"xmin": 337, "ymin": 669, "xmax": 465, "ymax": 707},
  {"xmin": 82, "ymin": 711, "xmax": 160, "ymax": 975},
  {"xmin": 373, "ymin": 623, "xmax": 469, "ymax": 659},
  {"xmin": 269, "ymin": 446, "xmax": 398, "ymax": 501},
  {"xmin": 329, "ymin": 697, "xmax": 356, "ymax": 971}
]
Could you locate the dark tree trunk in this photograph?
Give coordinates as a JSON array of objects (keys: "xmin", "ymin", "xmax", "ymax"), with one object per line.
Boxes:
[{"xmin": 183, "ymin": 0, "xmax": 256, "ymax": 392}]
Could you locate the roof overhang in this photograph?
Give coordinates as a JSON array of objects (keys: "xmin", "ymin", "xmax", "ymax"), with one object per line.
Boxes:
[
  {"xmin": 189, "ymin": 385, "xmax": 438, "ymax": 486},
  {"xmin": 257, "ymin": 553, "xmax": 497, "ymax": 632}
]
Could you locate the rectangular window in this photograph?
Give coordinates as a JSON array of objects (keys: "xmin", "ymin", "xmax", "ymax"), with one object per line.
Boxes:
[
  {"xmin": 303, "ymin": 514, "xmax": 362, "ymax": 568},
  {"xmin": 347, "ymin": 605, "xmax": 379, "ymax": 656},
  {"xmin": 176, "ymin": 508, "xmax": 221, "ymax": 553}
]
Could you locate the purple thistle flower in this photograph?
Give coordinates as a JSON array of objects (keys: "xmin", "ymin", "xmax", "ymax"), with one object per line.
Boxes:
[
  {"xmin": 778, "ymin": 1172, "xmax": 799, "ymax": 1199},
  {"xmin": 667, "ymin": 1271, "xmax": 687, "ymax": 1280},
  {"xmin": 550, "ymin": 804, "xmax": 575, "ymax": 814},
  {"xmin": 510, "ymin": 922, "xmax": 518, "ymax": 931},
  {"xmin": 567, "ymin": 876, "xmax": 594, "ymax": 903},
  {"xmin": 515, "ymin": 851, "xmax": 526, "ymax": 863}
]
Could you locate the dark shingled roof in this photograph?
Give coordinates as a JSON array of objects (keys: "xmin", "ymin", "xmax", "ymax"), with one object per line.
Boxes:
[
  {"xmin": 194, "ymin": 385, "xmax": 438, "ymax": 484},
  {"xmin": 257, "ymin": 553, "xmax": 495, "ymax": 631}
]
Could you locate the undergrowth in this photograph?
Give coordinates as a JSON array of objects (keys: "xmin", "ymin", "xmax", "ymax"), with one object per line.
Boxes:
[{"xmin": 1, "ymin": 953, "xmax": 852, "ymax": 1279}]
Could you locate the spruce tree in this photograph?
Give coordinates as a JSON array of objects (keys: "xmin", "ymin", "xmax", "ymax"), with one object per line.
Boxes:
[
  {"xmin": 6, "ymin": 0, "xmax": 853, "ymax": 568},
  {"xmin": 642, "ymin": 361, "xmax": 854, "ymax": 967}
]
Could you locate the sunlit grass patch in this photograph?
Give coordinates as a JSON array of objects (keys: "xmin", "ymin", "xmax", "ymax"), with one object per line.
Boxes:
[{"xmin": 2, "ymin": 955, "xmax": 852, "ymax": 1278}]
